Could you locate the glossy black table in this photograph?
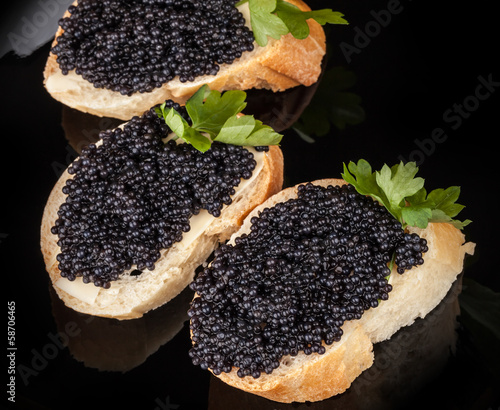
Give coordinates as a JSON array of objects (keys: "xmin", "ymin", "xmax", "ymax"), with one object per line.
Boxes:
[{"xmin": 2, "ymin": 0, "xmax": 498, "ymax": 409}]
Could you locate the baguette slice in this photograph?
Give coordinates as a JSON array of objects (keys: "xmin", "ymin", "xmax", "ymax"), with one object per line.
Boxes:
[
  {"xmin": 40, "ymin": 141, "xmax": 284, "ymax": 320},
  {"xmin": 43, "ymin": 0, "xmax": 326, "ymax": 120},
  {"xmin": 210, "ymin": 178, "xmax": 475, "ymax": 403}
]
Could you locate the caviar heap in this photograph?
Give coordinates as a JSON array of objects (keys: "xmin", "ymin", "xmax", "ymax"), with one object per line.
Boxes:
[
  {"xmin": 52, "ymin": 0, "xmax": 255, "ymax": 95},
  {"xmin": 189, "ymin": 183, "xmax": 428, "ymax": 378},
  {"xmin": 51, "ymin": 101, "xmax": 261, "ymax": 288}
]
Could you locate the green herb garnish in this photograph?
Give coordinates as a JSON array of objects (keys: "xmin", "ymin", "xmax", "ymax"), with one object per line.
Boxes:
[
  {"xmin": 341, "ymin": 159, "xmax": 471, "ymax": 230},
  {"xmin": 155, "ymin": 85, "xmax": 283, "ymax": 152},
  {"xmin": 236, "ymin": 0, "xmax": 348, "ymax": 47}
]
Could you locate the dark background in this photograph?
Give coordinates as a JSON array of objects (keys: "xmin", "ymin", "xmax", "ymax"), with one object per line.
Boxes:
[{"xmin": 1, "ymin": 0, "xmax": 499, "ymax": 409}]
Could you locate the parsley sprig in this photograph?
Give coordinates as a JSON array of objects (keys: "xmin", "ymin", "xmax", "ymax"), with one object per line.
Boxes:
[
  {"xmin": 236, "ymin": 0, "xmax": 348, "ymax": 47},
  {"xmin": 155, "ymin": 85, "xmax": 283, "ymax": 152},
  {"xmin": 341, "ymin": 159, "xmax": 471, "ymax": 230}
]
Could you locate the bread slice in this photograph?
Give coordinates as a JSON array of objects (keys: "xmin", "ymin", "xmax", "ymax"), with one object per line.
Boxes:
[
  {"xmin": 40, "ymin": 141, "xmax": 284, "ymax": 320},
  {"xmin": 209, "ymin": 178, "xmax": 475, "ymax": 403},
  {"xmin": 43, "ymin": 0, "xmax": 326, "ymax": 120}
]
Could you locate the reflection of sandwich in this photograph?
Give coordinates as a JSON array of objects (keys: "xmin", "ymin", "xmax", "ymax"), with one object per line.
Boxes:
[
  {"xmin": 41, "ymin": 88, "xmax": 284, "ymax": 319},
  {"xmin": 49, "ymin": 286, "xmax": 193, "ymax": 372},
  {"xmin": 43, "ymin": 0, "xmax": 346, "ymax": 119},
  {"xmin": 189, "ymin": 161, "xmax": 474, "ymax": 403},
  {"xmin": 58, "ymin": 74, "xmax": 323, "ymax": 159},
  {"xmin": 60, "ymin": 106, "xmax": 122, "ymax": 154},
  {"xmin": 207, "ymin": 274, "xmax": 463, "ymax": 409}
]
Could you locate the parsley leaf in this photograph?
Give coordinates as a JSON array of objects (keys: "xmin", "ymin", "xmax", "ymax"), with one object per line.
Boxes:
[
  {"xmin": 238, "ymin": 0, "xmax": 348, "ymax": 47},
  {"xmin": 187, "ymin": 85, "xmax": 247, "ymax": 135},
  {"xmin": 156, "ymin": 85, "xmax": 283, "ymax": 152},
  {"xmin": 248, "ymin": 0, "xmax": 289, "ymax": 47},
  {"xmin": 410, "ymin": 186, "xmax": 471, "ymax": 229},
  {"xmin": 375, "ymin": 162, "xmax": 425, "ymax": 222},
  {"xmin": 156, "ymin": 104, "xmax": 212, "ymax": 152},
  {"xmin": 244, "ymin": 119, "xmax": 284, "ymax": 146},
  {"xmin": 275, "ymin": 1, "xmax": 348, "ymax": 40},
  {"xmin": 215, "ymin": 115, "xmax": 257, "ymax": 145},
  {"xmin": 341, "ymin": 159, "xmax": 471, "ymax": 229},
  {"xmin": 341, "ymin": 159, "xmax": 387, "ymax": 206}
]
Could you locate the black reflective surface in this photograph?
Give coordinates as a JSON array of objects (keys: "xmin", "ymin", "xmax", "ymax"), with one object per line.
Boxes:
[{"xmin": 2, "ymin": 0, "xmax": 499, "ymax": 409}]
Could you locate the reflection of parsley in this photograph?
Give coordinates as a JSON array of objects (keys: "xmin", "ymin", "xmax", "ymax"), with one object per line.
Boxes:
[
  {"xmin": 293, "ymin": 67, "xmax": 366, "ymax": 140},
  {"xmin": 237, "ymin": 0, "xmax": 348, "ymax": 47}
]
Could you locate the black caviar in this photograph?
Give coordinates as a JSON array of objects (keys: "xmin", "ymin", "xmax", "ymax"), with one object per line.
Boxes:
[
  {"xmin": 188, "ymin": 183, "xmax": 428, "ymax": 378},
  {"xmin": 52, "ymin": 0, "xmax": 255, "ymax": 95},
  {"xmin": 51, "ymin": 101, "xmax": 262, "ymax": 288}
]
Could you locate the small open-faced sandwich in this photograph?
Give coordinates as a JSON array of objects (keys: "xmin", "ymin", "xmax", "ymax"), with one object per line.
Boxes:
[
  {"xmin": 188, "ymin": 160, "xmax": 475, "ymax": 402},
  {"xmin": 43, "ymin": 0, "xmax": 347, "ymax": 119},
  {"xmin": 41, "ymin": 85, "xmax": 284, "ymax": 319}
]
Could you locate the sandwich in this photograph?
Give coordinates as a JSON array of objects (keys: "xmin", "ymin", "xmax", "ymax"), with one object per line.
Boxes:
[
  {"xmin": 188, "ymin": 160, "xmax": 475, "ymax": 402},
  {"xmin": 43, "ymin": 0, "xmax": 347, "ymax": 120},
  {"xmin": 40, "ymin": 85, "xmax": 284, "ymax": 319}
]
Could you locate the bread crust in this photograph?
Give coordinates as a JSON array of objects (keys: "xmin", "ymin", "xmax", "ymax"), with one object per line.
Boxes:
[
  {"xmin": 216, "ymin": 320, "xmax": 374, "ymax": 403},
  {"xmin": 43, "ymin": 0, "xmax": 326, "ymax": 120},
  {"xmin": 40, "ymin": 144, "xmax": 284, "ymax": 320},
  {"xmin": 204, "ymin": 178, "xmax": 475, "ymax": 403}
]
